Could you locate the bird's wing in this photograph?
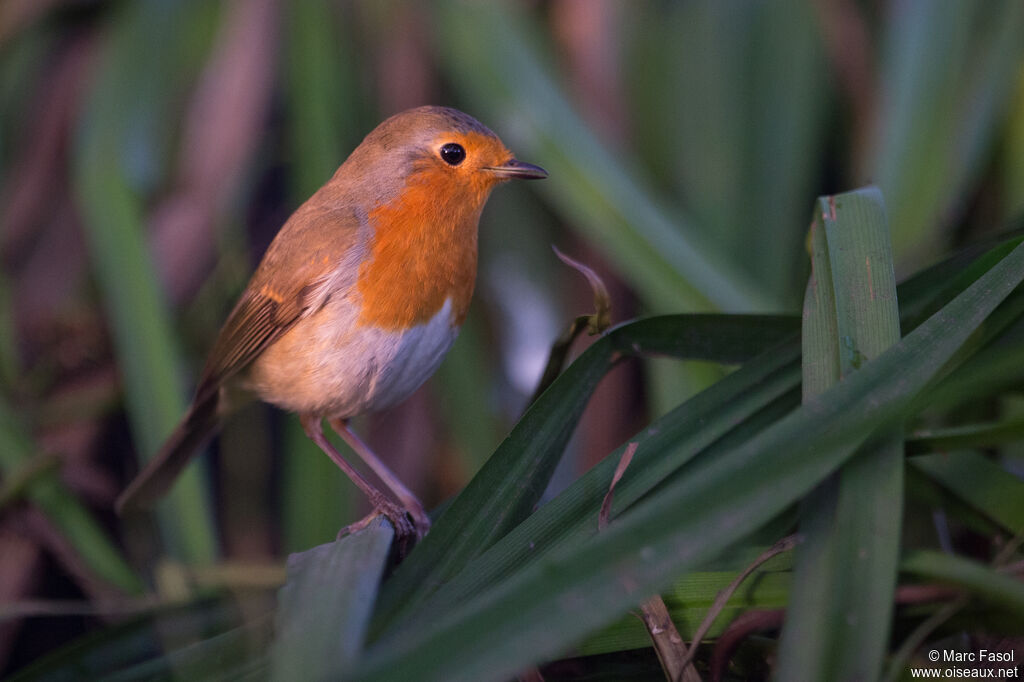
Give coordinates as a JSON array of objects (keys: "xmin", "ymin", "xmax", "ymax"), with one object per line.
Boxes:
[{"xmin": 193, "ymin": 203, "xmax": 366, "ymax": 402}]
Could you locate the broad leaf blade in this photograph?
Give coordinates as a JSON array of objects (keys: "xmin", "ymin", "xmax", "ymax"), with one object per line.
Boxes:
[
  {"xmin": 352, "ymin": 236, "xmax": 1024, "ymax": 682},
  {"xmin": 72, "ymin": 0, "xmax": 216, "ymax": 562},
  {"xmin": 911, "ymin": 451, "xmax": 1024, "ymax": 534},
  {"xmin": 901, "ymin": 550, "xmax": 1024, "ymax": 616},
  {"xmin": 373, "ymin": 314, "xmax": 798, "ymax": 629},
  {"xmin": 376, "ymin": 336, "xmax": 801, "ymax": 638},
  {"xmin": 778, "ymin": 188, "xmax": 903, "ymax": 681},
  {"xmin": 270, "ymin": 519, "xmax": 393, "ymax": 681}
]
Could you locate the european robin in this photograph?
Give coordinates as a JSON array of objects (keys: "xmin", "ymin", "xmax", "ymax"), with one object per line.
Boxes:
[{"xmin": 116, "ymin": 106, "xmax": 547, "ymax": 545}]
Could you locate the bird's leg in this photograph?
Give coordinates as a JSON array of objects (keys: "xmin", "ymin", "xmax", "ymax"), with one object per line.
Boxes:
[
  {"xmin": 328, "ymin": 417, "xmax": 431, "ymax": 537},
  {"xmin": 299, "ymin": 414, "xmax": 416, "ymax": 545}
]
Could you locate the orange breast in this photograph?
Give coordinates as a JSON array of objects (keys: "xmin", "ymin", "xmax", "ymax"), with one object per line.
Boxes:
[{"xmin": 356, "ymin": 167, "xmax": 484, "ymax": 331}]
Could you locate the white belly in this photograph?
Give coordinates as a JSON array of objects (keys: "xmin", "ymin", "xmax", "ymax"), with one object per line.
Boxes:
[{"xmin": 245, "ymin": 296, "xmax": 459, "ymax": 418}]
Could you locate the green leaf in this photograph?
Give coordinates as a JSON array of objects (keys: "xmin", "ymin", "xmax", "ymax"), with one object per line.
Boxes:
[
  {"xmin": 282, "ymin": 0, "xmax": 360, "ymax": 201},
  {"xmin": 895, "ymin": 235, "xmax": 1022, "ymax": 333},
  {"xmin": 901, "ymin": 550, "xmax": 1024, "ymax": 616},
  {"xmin": 270, "ymin": 519, "xmax": 394, "ymax": 681},
  {"xmin": 72, "ymin": 0, "xmax": 216, "ymax": 563},
  {"xmin": 0, "ymin": 402, "xmax": 143, "ymax": 594},
  {"xmin": 910, "ymin": 451, "xmax": 1024, "ymax": 534},
  {"xmin": 908, "ymin": 418, "xmax": 1024, "ymax": 454},
  {"xmin": 629, "ymin": 0, "xmax": 827, "ymax": 306},
  {"xmin": 915, "ymin": 326, "xmax": 1024, "ymax": 414},
  {"xmin": 102, "ymin": 615, "xmax": 273, "ymax": 682},
  {"xmin": 6, "ymin": 598, "xmax": 267, "ymax": 681},
  {"xmin": 580, "ymin": 555, "xmax": 793, "ymax": 655},
  {"xmin": 872, "ymin": 0, "xmax": 1024, "ymax": 263},
  {"xmin": 372, "ymin": 314, "xmax": 799, "ymax": 630},
  {"xmin": 376, "ymin": 335, "xmax": 801, "ymax": 639},
  {"xmin": 778, "ymin": 188, "xmax": 903, "ymax": 682},
  {"xmin": 352, "ymin": 232, "xmax": 1024, "ymax": 682}
]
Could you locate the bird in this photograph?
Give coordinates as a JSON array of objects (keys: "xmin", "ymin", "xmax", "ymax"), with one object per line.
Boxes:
[{"xmin": 116, "ymin": 105, "xmax": 547, "ymax": 546}]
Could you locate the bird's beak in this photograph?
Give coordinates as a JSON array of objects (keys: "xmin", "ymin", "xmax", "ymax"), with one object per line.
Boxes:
[{"xmin": 485, "ymin": 158, "xmax": 548, "ymax": 180}]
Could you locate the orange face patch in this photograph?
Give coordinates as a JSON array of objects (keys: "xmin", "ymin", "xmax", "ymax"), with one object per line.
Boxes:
[
  {"xmin": 355, "ymin": 131, "xmax": 511, "ymax": 330},
  {"xmin": 356, "ymin": 130, "xmax": 520, "ymax": 331},
  {"xmin": 356, "ymin": 180, "xmax": 478, "ymax": 329}
]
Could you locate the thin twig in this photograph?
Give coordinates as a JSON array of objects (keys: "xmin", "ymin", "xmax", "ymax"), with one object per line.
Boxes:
[
  {"xmin": 527, "ymin": 247, "xmax": 613, "ymax": 406},
  {"xmin": 600, "ymin": 442, "xmax": 699, "ymax": 682},
  {"xmin": 638, "ymin": 596, "xmax": 702, "ymax": 682},
  {"xmin": 710, "ymin": 609, "xmax": 785, "ymax": 682},
  {"xmin": 680, "ymin": 535, "xmax": 800, "ymax": 671}
]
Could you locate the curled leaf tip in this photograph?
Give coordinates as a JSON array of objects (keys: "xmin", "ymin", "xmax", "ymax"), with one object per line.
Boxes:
[
  {"xmin": 552, "ymin": 245, "xmax": 612, "ymax": 334},
  {"xmin": 599, "ymin": 442, "xmax": 638, "ymax": 531}
]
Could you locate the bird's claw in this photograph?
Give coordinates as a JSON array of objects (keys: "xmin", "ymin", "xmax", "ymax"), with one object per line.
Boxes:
[{"xmin": 336, "ymin": 497, "xmax": 428, "ymax": 557}]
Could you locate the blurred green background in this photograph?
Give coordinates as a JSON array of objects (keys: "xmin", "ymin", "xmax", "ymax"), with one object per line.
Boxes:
[{"xmin": 1, "ymin": 0, "xmax": 1023, "ymax": 676}]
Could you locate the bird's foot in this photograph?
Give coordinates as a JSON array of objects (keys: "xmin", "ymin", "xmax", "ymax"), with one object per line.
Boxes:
[
  {"xmin": 336, "ymin": 495, "xmax": 426, "ymax": 556},
  {"xmin": 405, "ymin": 500, "xmax": 431, "ymax": 539}
]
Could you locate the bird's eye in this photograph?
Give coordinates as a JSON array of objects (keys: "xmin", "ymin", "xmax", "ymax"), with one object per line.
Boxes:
[{"xmin": 439, "ymin": 142, "xmax": 466, "ymax": 166}]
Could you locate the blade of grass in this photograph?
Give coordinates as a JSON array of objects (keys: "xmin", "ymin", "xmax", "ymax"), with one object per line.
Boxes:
[
  {"xmin": 578, "ymin": 564, "xmax": 792, "ymax": 656},
  {"xmin": 777, "ymin": 188, "xmax": 903, "ymax": 681},
  {"xmin": 900, "ymin": 550, "xmax": 1024, "ymax": 615},
  {"xmin": 377, "ymin": 236, "xmax": 1017, "ymax": 638},
  {"xmin": 270, "ymin": 519, "xmax": 393, "ymax": 681},
  {"xmin": 910, "ymin": 451, "xmax": 1024, "ymax": 534},
  {"xmin": 627, "ymin": 1, "xmax": 748, "ymax": 283},
  {"xmin": 896, "ymin": 235, "xmax": 1022, "ymax": 332},
  {"xmin": 915, "ymin": 326, "xmax": 1024, "ymax": 413},
  {"xmin": 5, "ymin": 598, "xmax": 269, "ymax": 682},
  {"xmin": 353, "ymin": 226, "xmax": 1024, "ymax": 682},
  {"xmin": 0, "ymin": 402, "xmax": 143, "ymax": 594},
  {"xmin": 282, "ymin": 0, "xmax": 360, "ymax": 201},
  {"xmin": 72, "ymin": 0, "xmax": 216, "ymax": 562},
  {"xmin": 742, "ymin": 0, "xmax": 828, "ymax": 305},
  {"xmin": 872, "ymin": 1, "xmax": 1024, "ymax": 262},
  {"xmin": 628, "ymin": 0, "xmax": 827, "ymax": 308},
  {"xmin": 372, "ymin": 338, "xmax": 801, "ymax": 639},
  {"xmin": 907, "ymin": 418, "xmax": 1024, "ymax": 453},
  {"xmin": 372, "ymin": 314, "xmax": 799, "ymax": 629}
]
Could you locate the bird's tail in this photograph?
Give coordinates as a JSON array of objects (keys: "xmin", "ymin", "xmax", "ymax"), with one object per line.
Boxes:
[{"xmin": 115, "ymin": 394, "xmax": 220, "ymax": 514}]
